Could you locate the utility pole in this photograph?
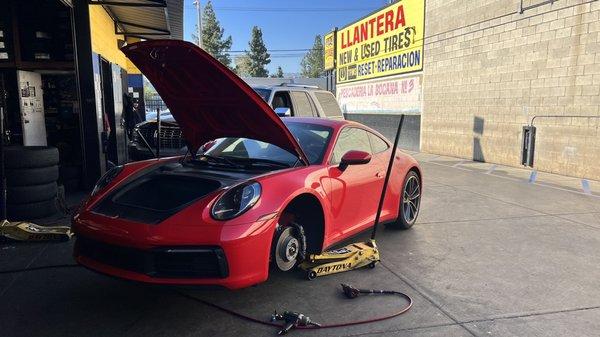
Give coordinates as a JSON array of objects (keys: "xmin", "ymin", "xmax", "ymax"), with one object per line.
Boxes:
[{"xmin": 193, "ymin": 0, "xmax": 202, "ymax": 48}]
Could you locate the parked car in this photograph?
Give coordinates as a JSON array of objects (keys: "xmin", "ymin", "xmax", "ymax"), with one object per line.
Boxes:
[
  {"xmin": 128, "ymin": 82, "xmax": 344, "ymax": 160},
  {"xmin": 72, "ymin": 40, "xmax": 422, "ymax": 289}
]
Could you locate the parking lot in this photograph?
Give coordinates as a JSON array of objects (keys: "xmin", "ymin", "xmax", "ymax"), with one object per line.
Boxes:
[{"xmin": 1, "ymin": 153, "xmax": 599, "ymax": 337}]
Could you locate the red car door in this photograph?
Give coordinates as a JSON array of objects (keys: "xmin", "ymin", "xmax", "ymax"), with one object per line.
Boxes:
[{"xmin": 325, "ymin": 127, "xmax": 385, "ymax": 242}]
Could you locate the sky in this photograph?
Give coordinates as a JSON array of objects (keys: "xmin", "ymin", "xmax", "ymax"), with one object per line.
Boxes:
[{"xmin": 182, "ymin": 0, "xmax": 393, "ymax": 75}]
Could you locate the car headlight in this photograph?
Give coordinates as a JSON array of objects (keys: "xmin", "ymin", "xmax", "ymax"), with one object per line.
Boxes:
[
  {"xmin": 211, "ymin": 182, "xmax": 261, "ymax": 220},
  {"xmin": 91, "ymin": 165, "xmax": 124, "ymax": 196}
]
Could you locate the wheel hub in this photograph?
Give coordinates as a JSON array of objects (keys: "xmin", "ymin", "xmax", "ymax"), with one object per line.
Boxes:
[{"xmin": 281, "ymin": 237, "xmax": 299, "ymax": 262}]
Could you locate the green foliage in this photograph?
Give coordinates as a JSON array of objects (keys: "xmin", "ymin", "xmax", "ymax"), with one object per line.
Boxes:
[
  {"xmin": 245, "ymin": 26, "xmax": 271, "ymax": 77},
  {"xmin": 274, "ymin": 66, "xmax": 284, "ymax": 78},
  {"xmin": 143, "ymin": 77, "xmax": 158, "ymax": 101},
  {"xmin": 192, "ymin": 1, "xmax": 233, "ymax": 67},
  {"xmin": 300, "ymin": 35, "xmax": 324, "ymax": 78},
  {"xmin": 234, "ymin": 55, "xmax": 252, "ymax": 77}
]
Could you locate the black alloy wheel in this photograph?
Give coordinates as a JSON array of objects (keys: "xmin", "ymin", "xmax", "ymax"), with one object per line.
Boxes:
[{"xmin": 389, "ymin": 171, "xmax": 421, "ymax": 229}]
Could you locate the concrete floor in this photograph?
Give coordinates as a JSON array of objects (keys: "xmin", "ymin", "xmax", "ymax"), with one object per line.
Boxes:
[{"xmin": 1, "ymin": 155, "xmax": 600, "ymax": 337}]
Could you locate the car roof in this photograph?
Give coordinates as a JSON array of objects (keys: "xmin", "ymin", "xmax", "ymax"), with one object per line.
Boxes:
[
  {"xmin": 283, "ymin": 117, "xmax": 391, "ymax": 143},
  {"xmin": 283, "ymin": 117, "xmax": 353, "ymax": 129},
  {"xmin": 251, "ymin": 84, "xmax": 325, "ymax": 91}
]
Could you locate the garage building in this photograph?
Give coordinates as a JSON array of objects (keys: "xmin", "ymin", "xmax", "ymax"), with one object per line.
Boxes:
[
  {"xmin": 0, "ymin": 0, "xmax": 183, "ymax": 191},
  {"xmin": 331, "ymin": 0, "xmax": 600, "ymax": 180}
]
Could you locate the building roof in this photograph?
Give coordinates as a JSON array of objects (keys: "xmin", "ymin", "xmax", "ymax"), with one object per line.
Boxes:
[{"xmin": 91, "ymin": 0, "xmax": 183, "ymax": 40}]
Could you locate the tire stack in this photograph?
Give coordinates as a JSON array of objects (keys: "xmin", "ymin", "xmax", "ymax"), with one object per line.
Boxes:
[{"xmin": 4, "ymin": 146, "xmax": 60, "ymax": 220}]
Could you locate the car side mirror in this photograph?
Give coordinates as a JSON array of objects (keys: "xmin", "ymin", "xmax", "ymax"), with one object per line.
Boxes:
[
  {"xmin": 339, "ymin": 150, "xmax": 371, "ymax": 170},
  {"xmin": 274, "ymin": 107, "xmax": 291, "ymax": 117},
  {"xmin": 199, "ymin": 140, "xmax": 216, "ymax": 153}
]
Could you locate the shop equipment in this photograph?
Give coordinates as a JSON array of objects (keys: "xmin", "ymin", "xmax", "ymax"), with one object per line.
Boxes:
[{"xmin": 0, "ymin": 107, "xmax": 72, "ymax": 242}]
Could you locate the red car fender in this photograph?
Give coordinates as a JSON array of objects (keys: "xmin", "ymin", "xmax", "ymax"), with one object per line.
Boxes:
[{"xmin": 252, "ymin": 166, "xmax": 334, "ymax": 250}]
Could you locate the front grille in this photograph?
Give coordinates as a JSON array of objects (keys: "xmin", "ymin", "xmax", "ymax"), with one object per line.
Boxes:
[
  {"xmin": 75, "ymin": 236, "xmax": 229, "ymax": 279},
  {"xmin": 133, "ymin": 125, "xmax": 184, "ymax": 149},
  {"xmin": 158, "ymin": 126, "xmax": 185, "ymax": 149}
]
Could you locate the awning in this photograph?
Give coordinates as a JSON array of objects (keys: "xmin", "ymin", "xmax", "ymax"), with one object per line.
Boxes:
[{"xmin": 89, "ymin": 0, "xmax": 183, "ymax": 40}]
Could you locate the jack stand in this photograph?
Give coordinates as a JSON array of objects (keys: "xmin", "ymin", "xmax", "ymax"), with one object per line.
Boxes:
[
  {"xmin": 299, "ymin": 240, "xmax": 380, "ymax": 280},
  {"xmin": 0, "ymin": 220, "xmax": 72, "ymax": 242}
]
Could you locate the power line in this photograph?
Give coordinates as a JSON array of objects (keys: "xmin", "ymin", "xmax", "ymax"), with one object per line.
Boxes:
[
  {"xmin": 226, "ymin": 48, "xmax": 318, "ymax": 53},
  {"xmin": 189, "ymin": 0, "xmax": 598, "ymax": 65},
  {"xmin": 184, "ymin": 6, "xmax": 378, "ymax": 13},
  {"xmin": 215, "ymin": 7, "xmax": 376, "ymax": 12}
]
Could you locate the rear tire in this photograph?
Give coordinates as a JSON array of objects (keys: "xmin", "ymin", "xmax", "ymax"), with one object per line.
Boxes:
[
  {"xmin": 7, "ymin": 182, "xmax": 58, "ymax": 204},
  {"xmin": 5, "ymin": 166, "xmax": 59, "ymax": 187},
  {"xmin": 388, "ymin": 171, "xmax": 421, "ymax": 230},
  {"xmin": 8, "ymin": 199, "xmax": 58, "ymax": 220},
  {"xmin": 3, "ymin": 146, "xmax": 59, "ymax": 169}
]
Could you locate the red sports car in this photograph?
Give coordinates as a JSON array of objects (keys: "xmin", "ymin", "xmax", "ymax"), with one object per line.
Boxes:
[{"xmin": 72, "ymin": 40, "xmax": 422, "ymax": 289}]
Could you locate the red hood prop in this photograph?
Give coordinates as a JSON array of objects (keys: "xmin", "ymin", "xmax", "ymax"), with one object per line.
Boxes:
[{"xmin": 122, "ymin": 40, "xmax": 308, "ymax": 164}]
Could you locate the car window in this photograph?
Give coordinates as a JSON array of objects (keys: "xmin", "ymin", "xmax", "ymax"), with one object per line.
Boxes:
[
  {"xmin": 330, "ymin": 127, "xmax": 371, "ymax": 165},
  {"xmin": 219, "ymin": 138, "xmax": 291, "ymax": 160},
  {"xmin": 252, "ymin": 88, "xmax": 271, "ymax": 102},
  {"xmin": 205, "ymin": 122, "xmax": 333, "ymax": 165},
  {"xmin": 290, "ymin": 91, "xmax": 315, "ymax": 117},
  {"xmin": 368, "ymin": 132, "xmax": 389, "ymax": 154},
  {"xmin": 314, "ymin": 92, "xmax": 343, "ymax": 117},
  {"xmin": 271, "ymin": 91, "xmax": 293, "ymax": 113}
]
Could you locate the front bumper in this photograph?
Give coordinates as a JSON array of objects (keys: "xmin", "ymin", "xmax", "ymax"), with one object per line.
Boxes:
[
  {"xmin": 74, "ymin": 236, "xmax": 229, "ymax": 279},
  {"xmin": 72, "ymin": 213, "xmax": 277, "ymax": 289}
]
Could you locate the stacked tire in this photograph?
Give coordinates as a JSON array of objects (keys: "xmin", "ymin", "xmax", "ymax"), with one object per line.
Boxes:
[{"xmin": 4, "ymin": 146, "xmax": 59, "ymax": 220}]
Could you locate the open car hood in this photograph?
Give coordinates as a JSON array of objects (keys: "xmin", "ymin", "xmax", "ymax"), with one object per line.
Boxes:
[{"xmin": 122, "ymin": 40, "xmax": 308, "ymax": 164}]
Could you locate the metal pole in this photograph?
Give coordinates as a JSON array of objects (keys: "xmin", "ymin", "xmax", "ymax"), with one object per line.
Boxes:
[
  {"xmin": 156, "ymin": 107, "xmax": 161, "ymax": 158},
  {"xmin": 194, "ymin": 0, "xmax": 202, "ymax": 48},
  {"xmin": 0, "ymin": 107, "xmax": 6, "ymax": 220},
  {"xmin": 371, "ymin": 114, "xmax": 404, "ymax": 240}
]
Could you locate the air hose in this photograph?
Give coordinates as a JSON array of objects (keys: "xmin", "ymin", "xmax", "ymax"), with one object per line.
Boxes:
[
  {"xmin": 178, "ymin": 284, "xmax": 412, "ymax": 334},
  {"xmin": 1, "ymin": 264, "xmax": 413, "ymax": 335}
]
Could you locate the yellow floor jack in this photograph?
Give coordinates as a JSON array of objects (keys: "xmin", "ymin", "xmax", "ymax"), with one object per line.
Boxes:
[
  {"xmin": 0, "ymin": 107, "xmax": 72, "ymax": 243},
  {"xmin": 0, "ymin": 220, "xmax": 72, "ymax": 242},
  {"xmin": 300, "ymin": 240, "xmax": 380, "ymax": 280},
  {"xmin": 299, "ymin": 116, "xmax": 404, "ymax": 281}
]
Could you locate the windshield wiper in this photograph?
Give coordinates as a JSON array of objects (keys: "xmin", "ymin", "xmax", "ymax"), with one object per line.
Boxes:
[
  {"xmin": 194, "ymin": 154, "xmax": 244, "ymax": 168},
  {"xmin": 239, "ymin": 158, "xmax": 291, "ymax": 168}
]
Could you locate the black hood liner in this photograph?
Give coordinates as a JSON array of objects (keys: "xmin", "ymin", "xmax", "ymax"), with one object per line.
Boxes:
[{"xmin": 92, "ymin": 162, "xmax": 259, "ymax": 224}]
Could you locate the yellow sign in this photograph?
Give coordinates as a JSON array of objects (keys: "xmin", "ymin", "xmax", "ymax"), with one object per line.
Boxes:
[
  {"xmin": 324, "ymin": 31, "xmax": 336, "ymax": 70},
  {"xmin": 336, "ymin": 0, "xmax": 425, "ymax": 84}
]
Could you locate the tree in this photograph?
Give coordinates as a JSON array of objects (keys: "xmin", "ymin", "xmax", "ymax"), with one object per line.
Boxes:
[
  {"xmin": 300, "ymin": 35, "xmax": 324, "ymax": 78},
  {"xmin": 191, "ymin": 1, "xmax": 233, "ymax": 67},
  {"xmin": 274, "ymin": 66, "xmax": 284, "ymax": 78},
  {"xmin": 234, "ymin": 55, "xmax": 252, "ymax": 77},
  {"xmin": 143, "ymin": 77, "xmax": 158, "ymax": 101},
  {"xmin": 245, "ymin": 26, "xmax": 271, "ymax": 77}
]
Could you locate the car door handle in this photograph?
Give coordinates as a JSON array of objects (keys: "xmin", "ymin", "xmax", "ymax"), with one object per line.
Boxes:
[{"xmin": 376, "ymin": 171, "xmax": 384, "ymax": 178}]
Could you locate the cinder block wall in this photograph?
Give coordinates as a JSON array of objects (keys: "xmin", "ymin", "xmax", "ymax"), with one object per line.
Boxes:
[{"xmin": 422, "ymin": 0, "xmax": 600, "ymax": 180}]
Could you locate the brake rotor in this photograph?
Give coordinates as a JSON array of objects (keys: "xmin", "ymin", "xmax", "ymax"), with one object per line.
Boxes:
[{"xmin": 275, "ymin": 227, "xmax": 300, "ymax": 271}]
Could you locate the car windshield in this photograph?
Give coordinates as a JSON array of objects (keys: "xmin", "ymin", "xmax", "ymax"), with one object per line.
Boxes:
[
  {"xmin": 252, "ymin": 88, "xmax": 271, "ymax": 102},
  {"xmin": 203, "ymin": 122, "xmax": 332, "ymax": 166}
]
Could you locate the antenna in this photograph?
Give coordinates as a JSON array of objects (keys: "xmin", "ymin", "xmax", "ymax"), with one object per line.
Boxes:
[
  {"xmin": 0, "ymin": 106, "xmax": 6, "ymax": 220},
  {"xmin": 371, "ymin": 114, "xmax": 404, "ymax": 240},
  {"xmin": 156, "ymin": 107, "xmax": 161, "ymax": 158}
]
